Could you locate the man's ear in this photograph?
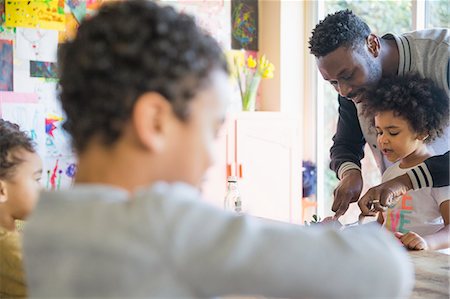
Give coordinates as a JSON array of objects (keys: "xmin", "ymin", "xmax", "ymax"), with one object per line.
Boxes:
[
  {"xmin": 131, "ymin": 92, "xmax": 172, "ymax": 153},
  {"xmin": 0, "ymin": 180, "xmax": 7, "ymax": 203},
  {"xmin": 366, "ymin": 34, "xmax": 380, "ymax": 58}
]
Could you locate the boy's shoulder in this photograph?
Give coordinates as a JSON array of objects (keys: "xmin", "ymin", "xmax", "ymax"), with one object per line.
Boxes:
[{"xmin": 31, "ymin": 182, "xmax": 212, "ymax": 228}]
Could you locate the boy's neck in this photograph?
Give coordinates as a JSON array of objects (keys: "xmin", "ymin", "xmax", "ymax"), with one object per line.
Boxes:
[
  {"xmin": 75, "ymin": 139, "xmax": 160, "ymax": 193},
  {"xmin": 399, "ymin": 145, "xmax": 431, "ymax": 169}
]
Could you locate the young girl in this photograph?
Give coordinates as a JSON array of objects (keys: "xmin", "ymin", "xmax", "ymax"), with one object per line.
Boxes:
[
  {"xmin": 362, "ymin": 74, "xmax": 449, "ymax": 251},
  {"xmin": 0, "ymin": 119, "xmax": 42, "ymax": 298}
]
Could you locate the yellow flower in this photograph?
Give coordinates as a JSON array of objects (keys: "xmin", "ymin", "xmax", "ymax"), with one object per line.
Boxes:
[
  {"xmin": 226, "ymin": 50, "xmax": 275, "ymax": 111},
  {"xmin": 247, "ymin": 55, "xmax": 257, "ymax": 68},
  {"xmin": 261, "ymin": 63, "xmax": 275, "ymax": 79}
]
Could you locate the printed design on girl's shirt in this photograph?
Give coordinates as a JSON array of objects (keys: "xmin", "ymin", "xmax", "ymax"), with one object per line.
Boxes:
[{"xmin": 385, "ymin": 193, "xmax": 413, "ymax": 233}]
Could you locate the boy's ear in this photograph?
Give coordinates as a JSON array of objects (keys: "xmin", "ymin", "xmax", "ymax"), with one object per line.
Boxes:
[
  {"xmin": 131, "ymin": 92, "xmax": 172, "ymax": 152},
  {"xmin": 0, "ymin": 180, "xmax": 7, "ymax": 203},
  {"xmin": 366, "ymin": 34, "xmax": 380, "ymax": 58}
]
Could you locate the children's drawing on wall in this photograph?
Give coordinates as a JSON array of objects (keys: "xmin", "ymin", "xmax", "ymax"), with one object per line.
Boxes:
[
  {"xmin": 16, "ymin": 27, "xmax": 58, "ymax": 62},
  {"xmin": 4, "ymin": 0, "xmax": 65, "ymax": 31},
  {"xmin": 0, "ymin": 39, "xmax": 13, "ymax": 91},
  {"xmin": 231, "ymin": 0, "xmax": 258, "ymax": 51},
  {"xmin": 166, "ymin": 0, "xmax": 230, "ymax": 49},
  {"xmin": 0, "ymin": 91, "xmax": 46, "ymax": 155},
  {"xmin": 30, "ymin": 61, "xmax": 58, "ymax": 79},
  {"xmin": 67, "ymin": 0, "xmax": 86, "ymax": 24},
  {"xmin": 45, "ymin": 113, "xmax": 72, "ymax": 158},
  {"xmin": 44, "ymin": 157, "xmax": 77, "ymax": 190},
  {"xmin": 0, "ymin": 0, "xmax": 4, "ymax": 26}
]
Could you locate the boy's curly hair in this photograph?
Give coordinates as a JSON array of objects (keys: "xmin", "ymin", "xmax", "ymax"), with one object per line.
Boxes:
[
  {"xmin": 58, "ymin": 0, "xmax": 228, "ymax": 153},
  {"xmin": 362, "ymin": 74, "xmax": 449, "ymax": 143},
  {"xmin": 0, "ymin": 119, "xmax": 35, "ymax": 180},
  {"xmin": 309, "ymin": 9, "xmax": 371, "ymax": 57}
]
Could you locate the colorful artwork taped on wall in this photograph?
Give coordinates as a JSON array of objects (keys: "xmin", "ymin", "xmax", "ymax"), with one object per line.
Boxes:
[
  {"xmin": 167, "ymin": 0, "xmax": 230, "ymax": 49},
  {"xmin": 0, "ymin": 91, "xmax": 46, "ymax": 155},
  {"xmin": 0, "ymin": 0, "xmax": 5, "ymax": 27},
  {"xmin": 67, "ymin": 0, "xmax": 86, "ymax": 23},
  {"xmin": 44, "ymin": 157, "xmax": 77, "ymax": 190},
  {"xmin": 0, "ymin": 39, "xmax": 13, "ymax": 90},
  {"xmin": 30, "ymin": 60, "xmax": 58, "ymax": 79},
  {"xmin": 231, "ymin": 0, "xmax": 258, "ymax": 51},
  {"xmin": 5, "ymin": 0, "xmax": 65, "ymax": 31},
  {"xmin": 58, "ymin": 12, "xmax": 79, "ymax": 43}
]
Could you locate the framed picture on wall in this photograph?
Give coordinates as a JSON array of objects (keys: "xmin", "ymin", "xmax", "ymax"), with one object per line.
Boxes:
[{"xmin": 231, "ymin": 0, "xmax": 258, "ymax": 51}]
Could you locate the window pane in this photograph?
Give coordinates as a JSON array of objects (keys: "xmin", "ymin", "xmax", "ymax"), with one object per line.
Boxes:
[
  {"xmin": 425, "ymin": 0, "xmax": 449, "ymax": 28},
  {"xmin": 319, "ymin": 1, "xmax": 413, "ymax": 222}
]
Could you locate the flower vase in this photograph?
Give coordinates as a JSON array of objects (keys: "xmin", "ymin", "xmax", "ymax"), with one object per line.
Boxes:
[{"xmin": 242, "ymin": 75, "xmax": 261, "ymax": 111}]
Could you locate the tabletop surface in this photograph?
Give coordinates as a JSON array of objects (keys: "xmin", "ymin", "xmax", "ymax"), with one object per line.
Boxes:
[{"xmin": 409, "ymin": 250, "xmax": 449, "ymax": 299}]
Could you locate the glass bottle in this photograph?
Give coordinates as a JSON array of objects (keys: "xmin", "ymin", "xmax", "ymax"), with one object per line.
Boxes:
[{"xmin": 224, "ymin": 176, "xmax": 242, "ymax": 214}]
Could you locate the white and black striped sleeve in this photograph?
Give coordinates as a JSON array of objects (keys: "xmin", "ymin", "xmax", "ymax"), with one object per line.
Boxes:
[{"xmin": 407, "ymin": 151, "xmax": 449, "ymax": 189}]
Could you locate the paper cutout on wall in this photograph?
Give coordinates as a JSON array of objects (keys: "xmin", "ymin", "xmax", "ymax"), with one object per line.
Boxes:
[
  {"xmin": 4, "ymin": 0, "xmax": 65, "ymax": 31},
  {"xmin": 30, "ymin": 60, "xmax": 58, "ymax": 79},
  {"xmin": 45, "ymin": 113, "xmax": 62, "ymax": 137},
  {"xmin": 0, "ymin": 39, "xmax": 13, "ymax": 91},
  {"xmin": 231, "ymin": 0, "xmax": 258, "ymax": 51},
  {"xmin": 44, "ymin": 113, "xmax": 72, "ymax": 157}
]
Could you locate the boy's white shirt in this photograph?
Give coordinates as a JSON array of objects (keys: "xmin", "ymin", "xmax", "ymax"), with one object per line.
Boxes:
[
  {"xmin": 382, "ymin": 161, "xmax": 450, "ymax": 236},
  {"xmin": 24, "ymin": 182, "xmax": 413, "ymax": 298}
]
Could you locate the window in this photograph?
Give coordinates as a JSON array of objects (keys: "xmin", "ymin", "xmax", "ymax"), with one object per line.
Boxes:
[{"xmin": 312, "ymin": 0, "xmax": 449, "ymax": 223}]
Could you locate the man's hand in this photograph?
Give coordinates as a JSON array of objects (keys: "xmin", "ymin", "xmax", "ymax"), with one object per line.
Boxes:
[
  {"xmin": 358, "ymin": 174, "xmax": 413, "ymax": 216},
  {"xmin": 395, "ymin": 232, "xmax": 428, "ymax": 250},
  {"xmin": 332, "ymin": 169, "xmax": 363, "ymax": 219}
]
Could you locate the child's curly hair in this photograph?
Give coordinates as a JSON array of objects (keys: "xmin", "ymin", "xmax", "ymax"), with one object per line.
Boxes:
[
  {"xmin": 309, "ymin": 9, "xmax": 371, "ymax": 57},
  {"xmin": 58, "ymin": 0, "xmax": 228, "ymax": 153},
  {"xmin": 362, "ymin": 74, "xmax": 449, "ymax": 143},
  {"xmin": 0, "ymin": 119, "xmax": 35, "ymax": 179}
]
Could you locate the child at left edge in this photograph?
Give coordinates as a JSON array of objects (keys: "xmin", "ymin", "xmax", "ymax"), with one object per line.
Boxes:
[
  {"xmin": 361, "ymin": 73, "xmax": 449, "ymax": 251},
  {"xmin": 0, "ymin": 119, "xmax": 43, "ymax": 298}
]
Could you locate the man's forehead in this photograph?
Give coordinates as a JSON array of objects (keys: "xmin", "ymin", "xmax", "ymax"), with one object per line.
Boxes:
[{"xmin": 317, "ymin": 47, "xmax": 354, "ymax": 79}]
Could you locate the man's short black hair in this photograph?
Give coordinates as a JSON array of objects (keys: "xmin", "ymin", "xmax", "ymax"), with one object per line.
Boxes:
[
  {"xmin": 0, "ymin": 119, "xmax": 35, "ymax": 180},
  {"xmin": 362, "ymin": 74, "xmax": 449, "ymax": 142},
  {"xmin": 58, "ymin": 0, "xmax": 228, "ymax": 153},
  {"xmin": 309, "ymin": 9, "xmax": 371, "ymax": 57}
]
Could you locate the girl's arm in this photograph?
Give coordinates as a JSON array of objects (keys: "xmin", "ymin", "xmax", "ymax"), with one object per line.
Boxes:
[{"xmin": 423, "ymin": 200, "xmax": 450, "ymax": 250}]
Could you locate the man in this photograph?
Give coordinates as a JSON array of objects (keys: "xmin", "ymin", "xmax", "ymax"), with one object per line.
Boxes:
[{"xmin": 309, "ymin": 10, "xmax": 449, "ymax": 218}]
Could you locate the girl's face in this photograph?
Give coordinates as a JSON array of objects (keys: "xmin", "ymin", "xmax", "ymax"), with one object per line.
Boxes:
[
  {"xmin": 0, "ymin": 149, "xmax": 43, "ymax": 220},
  {"xmin": 374, "ymin": 111, "xmax": 425, "ymax": 163}
]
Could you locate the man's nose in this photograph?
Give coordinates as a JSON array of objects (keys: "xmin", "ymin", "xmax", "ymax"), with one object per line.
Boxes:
[{"xmin": 337, "ymin": 82, "xmax": 353, "ymax": 98}]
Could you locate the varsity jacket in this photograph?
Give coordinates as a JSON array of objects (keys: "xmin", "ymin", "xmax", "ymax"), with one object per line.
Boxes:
[{"xmin": 330, "ymin": 29, "xmax": 450, "ymax": 190}]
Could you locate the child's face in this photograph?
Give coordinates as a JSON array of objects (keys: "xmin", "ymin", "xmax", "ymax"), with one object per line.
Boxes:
[
  {"xmin": 1, "ymin": 149, "xmax": 43, "ymax": 220},
  {"xmin": 163, "ymin": 70, "xmax": 230, "ymax": 187},
  {"xmin": 374, "ymin": 111, "xmax": 424, "ymax": 162}
]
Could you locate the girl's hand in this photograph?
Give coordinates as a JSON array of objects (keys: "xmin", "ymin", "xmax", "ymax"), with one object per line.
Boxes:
[{"xmin": 394, "ymin": 231, "xmax": 428, "ymax": 250}]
